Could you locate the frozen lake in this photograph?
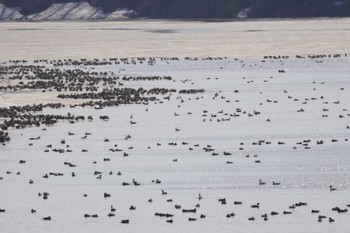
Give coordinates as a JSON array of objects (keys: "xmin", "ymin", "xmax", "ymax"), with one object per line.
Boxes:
[{"xmin": 0, "ymin": 19, "xmax": 350, "ymax": 233}]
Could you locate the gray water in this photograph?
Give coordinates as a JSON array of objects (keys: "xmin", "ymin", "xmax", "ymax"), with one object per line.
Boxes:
[
  {"xmin": 0, "ymin": 19, "xmax": 350, "ymax": 233},
  {"xmin": 0, "ymin": 18, "xmax": 350, "ymax": 61}
]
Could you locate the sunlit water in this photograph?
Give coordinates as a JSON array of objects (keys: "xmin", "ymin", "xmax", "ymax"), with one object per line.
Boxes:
[{"xmin": 0, "ymin": 19, "xmax": 350, "ymax": 233}]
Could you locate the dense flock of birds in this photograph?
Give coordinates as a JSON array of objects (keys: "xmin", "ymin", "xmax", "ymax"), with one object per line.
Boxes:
[{"xmin": 0, "ymin": 55, "xmax": 349, "ymax": 227}]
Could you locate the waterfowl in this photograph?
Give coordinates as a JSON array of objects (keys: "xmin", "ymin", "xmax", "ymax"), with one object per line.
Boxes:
[
  {"xmin": 155, "ymin": 213, "xmax": 174, "ymax": 218},
  {"xmin": 248, "ymin": 216, "xmax": 255, "ymax": 221},
  {"xmin": 219, "ymin": 199, "xmax": 227, "ymax": 205},
  {"xmin": 182, "ymin": 208, "xmax": 196, "ymax": 213},
  {"xmin": 271, "ymin": 211, "xmax": 279, "ymax": 216},
  {"xmin": 196, "ymin": 193, "xmax": 202, "ymax": 201},
  {"xmin": 121, "ymin": 219, "xmax": 129, "ymax": 224},
  {"xmin": 332, "ymin": 207, "xmax": 348, "ymax": 213},
  {"xmin": 259, "ymin": 179, "xmax": 266, "ymax": 185}
]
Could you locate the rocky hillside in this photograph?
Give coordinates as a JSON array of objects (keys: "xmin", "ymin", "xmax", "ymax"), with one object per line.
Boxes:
[
  {"xmin": 0, "ymin": 2, "xmax": 134, "ymax": 21},
  {"xmin": 0, "ymin": 0, "xmax": 350, "ymax": 20},
  {"xmin": 0, "ymin": 3, "xmax": 23, "ymax": 20},
  {"xmin": 27, "ymin": 2, "xmax": 133, "ymax": 21}
]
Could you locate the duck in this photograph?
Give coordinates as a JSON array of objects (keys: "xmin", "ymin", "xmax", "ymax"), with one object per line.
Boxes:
[
  {"xmin": 218, "ymin": 198, "xmax": 226, "ymax": 205},
  {"xmin": 121, "ymin": 219, "xmax": 129, "ymax": 224},
  {"xmin": 259, "ymin": 179, "xmax": 266, "ymax": 185},
  {"xmin": 271, "ymin": 211, "xmax": 279, "ymax": 216},
  {"xmin": 182, "ymin": 208, "xmax": 196, "ymax": 213}
]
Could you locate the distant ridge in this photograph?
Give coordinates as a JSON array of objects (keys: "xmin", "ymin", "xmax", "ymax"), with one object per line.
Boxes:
[
  {"xmin": 1, "ymin": 2, "xmax": 134, "ymax": 21},
  {"xmin": 0, "ymin": 3, "xmax": 23, "ymax": 20},
  {"xmin": 0, "ymin": 0, "xmax": 349, "ymax": 20},
  {"xmin": 27, "ymin": 2, "xmax": 105, "ymax": 21}
]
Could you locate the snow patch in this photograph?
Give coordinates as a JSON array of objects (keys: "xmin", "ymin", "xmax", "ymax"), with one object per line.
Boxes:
[
  {"xmin": 237, "ymin": 8, "xmax": 251, "ymax": 18},
  {"xmin": 104, "ymin": 9, "xmax": 135, "ymax": 20}
]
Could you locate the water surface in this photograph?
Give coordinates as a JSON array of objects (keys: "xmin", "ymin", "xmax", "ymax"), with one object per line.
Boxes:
[{"xmin": 0, "ymin": 18, "xmax": 350, "ymax": 61}]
